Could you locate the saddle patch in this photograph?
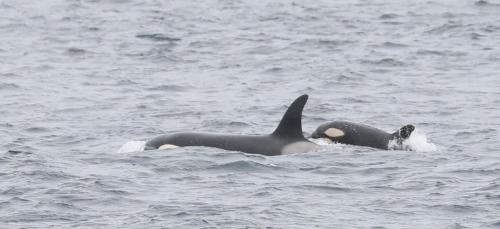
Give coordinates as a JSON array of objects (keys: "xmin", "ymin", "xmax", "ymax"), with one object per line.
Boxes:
[{"xmin": 324, "ymin": 128, "xmax": 345, "ymax": 139}]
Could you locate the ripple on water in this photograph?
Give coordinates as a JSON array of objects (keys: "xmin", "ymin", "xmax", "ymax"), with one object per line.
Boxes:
[
  {"xmin": 207, "ymin": 160, "xmax": 288, "ymax": 173},
  {"xmin": 425, "ymin": 22, "xmax": 464, "ymax": 35},
  {"xmin": 379, "ymin": 13, "xmax": 400, "ymax": 20},
  {"xmin": 0, "ymin": 83, "xmax": 20, "ymax": 90},
  {"xmin": 147, "ymin": 84, "xmax": 188, "ymax": 92},
  {"xmin": 5, "ymin": 150, "xmax": 33, "ymax": 156},
  {"xmin": 24, "ymin": 127, "xmax": 50, "ymax": 133},
  {"xmin": 136, "ymin": 33, "xmax": 181, "ymax": 42},
  {"xmin": 380, "ymin": 41, "xmax": 409, "ymax": 48},
  {"xmin": 360, "ymin": 58, "xmax": 407, "ymax": 67},
  {"xmin": 416, "ymin": 49, "xmax": 467, "ymax": 57},
  {"xmin": 291, "ymin": 184, "xmax": 352, "ymax": 193},
  {"xmin": 428, "ymin": 204, "xmax": 479, "ymax": 213},
  {"xmin": 201, "ymin": 119, "xmax": 251, "ymax": 129},
  {"xmin": 65, "ymin": 48, "xmax": 87, "ymax": 56}
]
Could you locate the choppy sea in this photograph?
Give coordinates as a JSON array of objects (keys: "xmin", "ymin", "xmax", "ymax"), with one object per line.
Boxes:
[{"xmin": 1, "ymin": 0, "xmax": 499, "ymax": 228}]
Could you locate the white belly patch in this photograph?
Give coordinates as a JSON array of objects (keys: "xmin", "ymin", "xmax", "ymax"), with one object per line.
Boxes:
[
  {"xmin": 158, "ymin": 144, "xmax": 179, "ymax": 150},
  {"xmin": 281, "ymin": 141, "xmax": 318, "ymax": 155}
]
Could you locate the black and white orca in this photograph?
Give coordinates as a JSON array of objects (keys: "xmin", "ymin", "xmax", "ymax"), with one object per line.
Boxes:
[
  {"xmin": 145, "ymin": 95, "xmax": 317, "ymax": 156},
  {"xmin": 311, "ymin": 121, "xmax": 415, "ymax": 150}
]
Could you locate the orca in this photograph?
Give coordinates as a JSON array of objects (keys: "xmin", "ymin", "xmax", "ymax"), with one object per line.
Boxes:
[
  {"xmin": 311, "ymin": 121, "xmax": 415, "ymax": 150},
  {"xmin": 145, "ymin": 95, "xmax": 317, "ymax": 156}
]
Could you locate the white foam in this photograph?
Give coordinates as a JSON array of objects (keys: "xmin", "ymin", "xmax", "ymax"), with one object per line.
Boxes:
[
  {"xmin": 389, "ymin": 129, "xmax": 437, "ymax": 152},
  {"xmin": 309, "ymin": 138, "xmax": 333, "ymax": 146},
  {"xmin": 117, "ymin": 141, "xmax": 146, "ymax": 153}
]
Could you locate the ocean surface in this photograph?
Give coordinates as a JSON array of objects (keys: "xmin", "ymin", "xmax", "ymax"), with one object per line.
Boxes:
[{"xmin": 1, "ymin": 0, "xmax": 500, "ymax": 228}]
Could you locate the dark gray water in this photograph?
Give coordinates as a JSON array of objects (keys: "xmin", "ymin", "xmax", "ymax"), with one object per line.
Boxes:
[{"xmin": 1, "ymin": 0, "xmax": 500, "ymax": 228}]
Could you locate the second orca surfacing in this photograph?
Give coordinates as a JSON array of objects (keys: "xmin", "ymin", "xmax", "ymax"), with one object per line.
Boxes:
[
  {"xmin": 145, "ymin": 95, "xmax": 317, "ymax": 156},
  {"xmin": 311, "ymin": 121, "xmax": 415, "ymax": 150}
]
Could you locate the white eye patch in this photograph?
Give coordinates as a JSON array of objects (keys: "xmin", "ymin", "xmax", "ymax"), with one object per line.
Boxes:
[
  {"xmin": 158, "ymin": 144, "xmax": 179, "ymax": 150},
  {"xmin": 324, "ymin": 128, "xmax": 345, "ymax": 139}
]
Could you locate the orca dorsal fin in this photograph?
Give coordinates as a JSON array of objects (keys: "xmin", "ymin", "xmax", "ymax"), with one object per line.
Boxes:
[
  {"xmin": 392, "ymin": 124, "xmax": 415, "ymax": 139},
  {"xmin": 271, "ymin": 94, "xmax": 308, "ymax": 139}
]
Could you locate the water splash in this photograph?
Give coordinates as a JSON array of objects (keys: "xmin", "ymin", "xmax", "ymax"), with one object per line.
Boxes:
[
  {"xmin": 390, "ymin": 129, "xmax": 437, "ymax": 152},
  {"xmin": 117, "ymin": 141, "xmax": 146, "ymax": 153}
]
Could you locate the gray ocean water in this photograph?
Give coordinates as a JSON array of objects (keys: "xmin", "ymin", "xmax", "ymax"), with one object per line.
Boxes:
[{"xmin": 1, "ymin": 0, "xmax": 500, "ymax": 228}]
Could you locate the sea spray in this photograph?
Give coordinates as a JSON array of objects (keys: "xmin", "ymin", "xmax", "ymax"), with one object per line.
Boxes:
[
  {"xmin": 118, "ymin": 141, "xmax": 146, "ymax": 153},
  {"xmin": 389, "ymin": 128, "xmax": 437, "ymax": 152}
]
